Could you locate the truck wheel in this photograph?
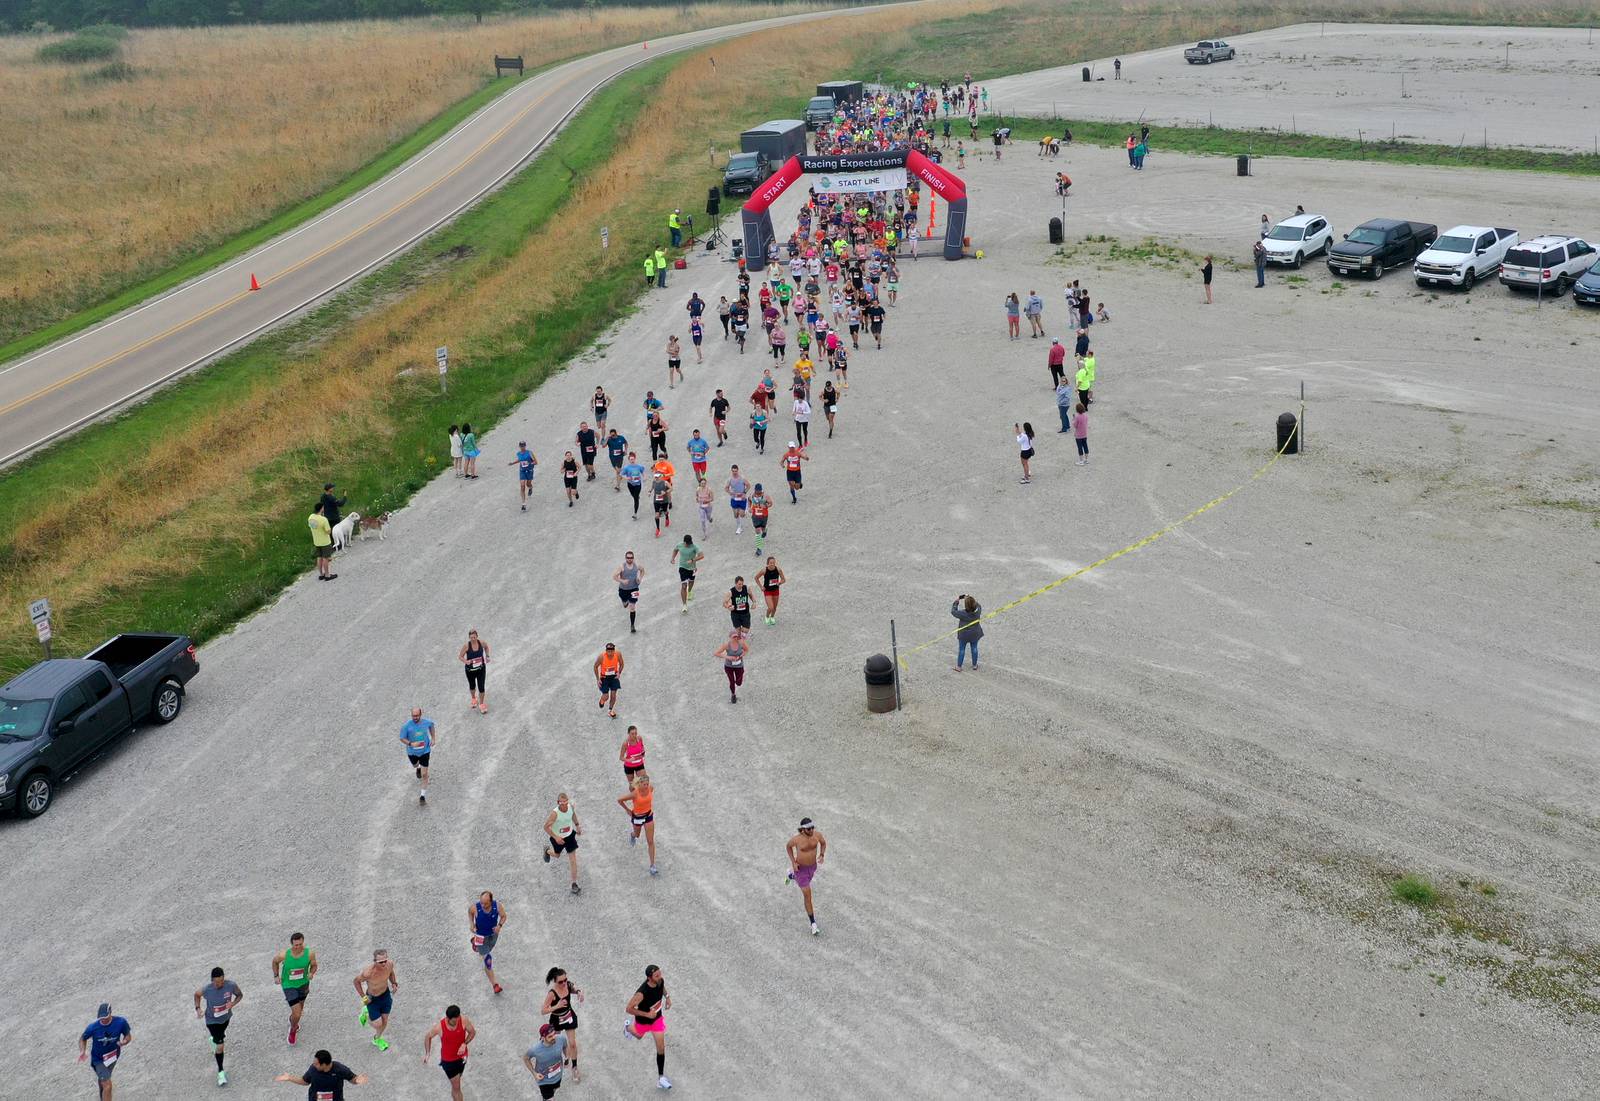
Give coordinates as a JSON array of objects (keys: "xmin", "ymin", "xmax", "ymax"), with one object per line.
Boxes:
[
  {"xmin": 1462, "ymin": 268, "xmax": 1476, "ymax": 290},
  {"xmin": 19, "ymin": 772, "xmax": 53, "ymax": 818},
  {"xmin": 1293, "ymin": 251, "xmax": 1304, "ymax": 269},
  {"xmin": 1370, "ymin": 262, "xmax": 1383, "ymax": 280},
  {"xmin": 1555, "ymin": 275, "xmax": 1571, "ymax": 296},
  {"xmin": 153, "ymin": 681, "xmax": 183, "ymax": 724}
]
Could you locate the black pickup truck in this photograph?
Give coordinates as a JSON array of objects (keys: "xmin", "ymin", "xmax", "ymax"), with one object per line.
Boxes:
[
  {"xmin": 1326, "ymin": 218, "xmax": 1439, "ymax": 279},
  {"xmin": 0, "ymin": 633, "xmax": 199, "ymax": 818}
]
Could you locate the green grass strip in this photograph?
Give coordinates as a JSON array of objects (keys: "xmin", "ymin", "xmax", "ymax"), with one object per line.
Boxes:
[
  {"xmin": 992, "ymin": 114, "xmax": 1600, "ymax": 176},
  {"xmin": 0, "ymin": 63, "xmax": 552, "ymax": 367},
  {"xmin": 0, "ymin": 57, "xmax": 679, "ymax": 676}
]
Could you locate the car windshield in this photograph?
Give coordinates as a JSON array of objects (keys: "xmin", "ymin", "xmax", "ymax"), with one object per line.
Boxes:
[
  {"xmin": 0, "ymin": 697, "xmax": 50, "ymax": 742},
  {"xmin": 1432, "ymin": 236, "xmax": 1474, "ymax": 253},
  {"xmin": 1589, "ymin": 259, "xmax": 1600, "ymax": 275},
  {"xmin": 1267, "ymin": 226, "xmax": 1304, "ymax": 241},
  {"xmin": 1347, "ymin": 228, "xmax": 1387, "ymax": 245},
  {"xmin": 729, "ymin": 154, "xmax": 758, "ymax": 169}
]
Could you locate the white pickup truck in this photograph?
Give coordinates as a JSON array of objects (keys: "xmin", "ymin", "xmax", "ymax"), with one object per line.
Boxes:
[{"xmin": 1413, "ymin": 225, "xmax": 1518, "ymax": 289}]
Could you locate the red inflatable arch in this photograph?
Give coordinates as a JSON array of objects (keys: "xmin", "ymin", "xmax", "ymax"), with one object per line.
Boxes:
[{"xmin": 740, "ymin": 149, "xmax": 967, "ymax": 270}]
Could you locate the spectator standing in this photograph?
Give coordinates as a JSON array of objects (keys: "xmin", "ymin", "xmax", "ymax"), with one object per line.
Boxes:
[
  {"xmin": 1015, "ymin": 421, "xmax": 1035, "ymax": 484},
  {"xmin": 1047, "ymin": 338, "xmax": 1067, "ymax": 387},
  {"xmin": 1004, "ymin": 293, "xmax": 1021, "ymax": 340},
  {"xmin": 309, "ymin": 502, "xmax": 335, "ymax": 581},
  {"xmin": 1114, "ymin": 57, "xmax": 1122, "ymax": 79},
  {"xmin": 1055, "ymin": 378, "xmax": 1075, "ymax": 433},
  {"xmin": 654, "ymin": 247, "xmax": 668, "ymax": 288},
  {"xmin": 1201, "ymin": 256, "xmax": 1214, "ymax": 304},
  {"xmin": 1253, "ymin": 238, "xmax": 1267, "ymax": 287},
  {"xmin": 951, "ymin": 595, "xmax": 983, "ymax": 670},
  {"xmin": 1074, "ymin": 403, "xmax": 1090, "ymax": 465},
  {"xmin": 669, "ymin": 210, "xmax": 682, "ymax": 248},
  {"xmin": 318, "ymin": 483, "xmax": 345, "ymax": 528},
  {"xmin": 1025, "ymin": 290, "xmax": 1045, "ymax": 338}
]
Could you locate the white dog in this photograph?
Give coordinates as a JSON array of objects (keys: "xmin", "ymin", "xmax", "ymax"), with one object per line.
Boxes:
[{"xmin": 331, "ymin": 511, "xmax": 360, "ymax": 552}]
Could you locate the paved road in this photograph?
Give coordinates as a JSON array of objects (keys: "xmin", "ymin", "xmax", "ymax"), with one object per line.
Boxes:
[
  {"xmin": 0, "ymin": 4, "xmax": 891, "ymax": 466},
  {"xmin": 984, "ymin": 22, "xmax": 1599, "ymax": 153}
]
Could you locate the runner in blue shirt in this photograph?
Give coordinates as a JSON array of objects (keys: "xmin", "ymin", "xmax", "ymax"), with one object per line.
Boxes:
[
  {"xmin": 620, "ymin": 452, "xmax": 647, "ymax": 520},
  {"xmin": 606, "ymin": 430, "xmax": 629, "ymax": 491},
  {"xmin": 686, "ymin": 431, "xmax": 710, "ymax": 482},
  {"xmin": 508, "ymin": 442, "xmax": 538, "ymax": 512},
  {"xmin": 400, "ymin": 709, "xmax": 436, "ymax": 806},
  {"xmin": 79, "ymin": 1003, "xmax": 132, "ymax": 1098}
]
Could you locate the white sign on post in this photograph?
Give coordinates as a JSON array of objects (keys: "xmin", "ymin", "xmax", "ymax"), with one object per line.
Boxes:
[
  {"xmin": 36, "ymin": 619, "xmax": 52, "ymax": 643},
  {"xmin": 435, "ymin": 346, "xmax": 448, "ymax": 375},
  {"xmin": 601, "ymin": 226, "xmax": 609, "ymax": 250},
  {"xmin": 29, "ymin": 598, "xmax": 50, "ymax": 625}
]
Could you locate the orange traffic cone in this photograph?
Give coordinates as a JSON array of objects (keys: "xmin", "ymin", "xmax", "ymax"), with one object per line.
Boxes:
[
  {"xmin": 642, "ymin": 41, "xmax": 648, "ymax": 51},
  {"xmin": 249, "ymin": 273, "xmax": 260, "ymax": 291},
  {"xmin": 925, "ymin": 196, "xmax": 937, "ymax": 238}
]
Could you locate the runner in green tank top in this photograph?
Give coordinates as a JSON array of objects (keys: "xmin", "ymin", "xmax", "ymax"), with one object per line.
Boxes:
[{"xmin": 272, "ymin": 933, "xmax": 318, "ymax": 1045}]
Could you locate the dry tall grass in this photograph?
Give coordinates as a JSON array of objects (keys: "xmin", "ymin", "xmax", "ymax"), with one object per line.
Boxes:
[
  {"xmin": 0, "ymin": 3, "xmax": 826, "ymax": 343},
  {"xmin": 0, "ymin": 0, "xmax": 988, "ymax": 642}
]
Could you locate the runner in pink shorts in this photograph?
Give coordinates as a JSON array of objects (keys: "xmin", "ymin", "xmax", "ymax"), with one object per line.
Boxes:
[{"xmin": 785, "ymin": 817, "xmax": 827, "ymax": 936}]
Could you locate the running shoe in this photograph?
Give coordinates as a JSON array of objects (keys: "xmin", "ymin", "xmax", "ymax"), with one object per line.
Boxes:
[
  {"xmin": 493, "ymin": 984, "xmax": 503, "ymax": 995},
  {"xmin": 373, "ymin": 1037, "xmax": 390, "ymax": 1052},
  {"xmin": 288, "ymin": 1027, "xmax": 297, "ymax": 1046},
  {"xmin": 623, "ymin": 1021, "xmax": 637, "ymax": 1040},
  {"xmin": 218, "ymin": 1069, "xmax": 227, "ymax": 1086},
  {"xmin": 630, "ymin": 832, "xmax": 637, "ymax": 846},
  {"xmin": 419, "ymin": 794, "xmax": 426, "ymax": 805},
  {"xmin": 659, "ymin": 1075, "xmax": 673, "ymax": 1089},
  {"xmin": 570, "ymin": 883, "xmax": 582, "ymax": 895},
  {"xmin": 358, "ymin": 1007, "xmax": 369, "ymax": 1026},
  {"xmin": 811, "ymin": 922, "xmax": 820, "ymax": 936},
  {"xmin": 543, "ymin": 848, "xmax": 552, "ymax": 864},
  {"xmin": 649, "ymin": 865, "xmax": 659, "ymax": 876}
]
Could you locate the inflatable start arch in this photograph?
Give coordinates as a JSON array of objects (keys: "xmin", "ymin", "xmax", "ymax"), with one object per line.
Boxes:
[{"xmin": 740, "ymin": 149, "xmax": 968, "ymax": 270}]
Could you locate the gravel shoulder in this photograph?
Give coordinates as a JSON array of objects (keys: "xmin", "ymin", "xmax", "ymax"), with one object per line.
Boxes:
[{"xmin": 1, "ymin": 133, "xmax": 1597, "ymax": 1096}]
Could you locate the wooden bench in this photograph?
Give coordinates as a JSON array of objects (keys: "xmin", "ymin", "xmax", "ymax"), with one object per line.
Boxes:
[{"xmin": 494, "ymin": 55, "xmax": 523, "ymax": 77}]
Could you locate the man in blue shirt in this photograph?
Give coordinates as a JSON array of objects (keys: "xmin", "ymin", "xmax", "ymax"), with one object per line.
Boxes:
[
  {"xmin": 606, "ymin": 430, "xmax": 629, "ymax": 490},
  {"xmin": 509, "ymin": 442, "xmax": 537, "ymax": 512},
  {"xmin": 399, "ymin": 708, "xmax": 436, "ymax": 806},
  {"xmin": 79, "ymin": 1003, "xmax": 132, "ymax": 1098},
  {"xmin": 686, "ymin": 430, "xmax": 710, "ymax": 481},
  {"xmin": 620, "ymin": 452, "xmax": 647, "ymax": 520}
]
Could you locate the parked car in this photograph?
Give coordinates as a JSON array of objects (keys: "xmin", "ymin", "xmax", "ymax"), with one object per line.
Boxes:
[
  {"xmin": 1261, "ymin": 213, "xmax": 1334, "ymax": 268},
  {"xmin": 1327, "ymin": 219, "xmax": 1438, "ymax": 279},
  {"xmin": 1499, "ymin": 235, "xmax": 1597, "ymax": 295},
  {"xmin": 722, "ymin": 151, "xmax": 772, "ymax": 197},
  {"xmin": 1573, "ymin": 258, "xmax": 1600, "ymax": 306},
  {"xmin": 803, "ymin": 95, "xmax": 836, "ymax": 130},
  {"xmin": 1413, "ymin": 226, "xmax": 1518, "ymax": 289},
  {"xmin": 0, "ymin": 633, "xmax": 199, "ymax": 818},
  {"xmin": 1184, "ymin": 40, "xmax": 1236, "ymax": 63}
]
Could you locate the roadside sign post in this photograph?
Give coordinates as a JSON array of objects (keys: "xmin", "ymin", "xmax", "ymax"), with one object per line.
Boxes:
[
  {"xmin": 601, "ymin": 226, "xmax": 609, "ymax": 251},
  {"xmin": 436, "ymin": 345, "xmax": 448, "ymax": 393},
  {"xmin": 29, "ymin": 598, "xmax": 52, "ymax": 659}
]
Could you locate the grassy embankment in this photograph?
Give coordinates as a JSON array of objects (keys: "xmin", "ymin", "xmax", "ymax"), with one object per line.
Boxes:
[
  {"xmin": 0, "ymin": 0, "xmax": 974, "ymax": 677},
  {"xmin": 857, "ymin": 0, "xmax": 1600, "ymax": 174},
  {"xmin": 0, "ymin": 3, "xmax": 830, "ymax": 354}
]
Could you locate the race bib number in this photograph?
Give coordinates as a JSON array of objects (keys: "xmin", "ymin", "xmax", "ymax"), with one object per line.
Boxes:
[
  {"xmin": 288, "ymin": 968, "xmax": 306, "ymax": 981},
  {"xmin": 317, "ymin": 1092, "xmax": 335, "ymax": 1101},
  {"xmin": 101, "ymin": 1050, "xmax": 118, "ymax": 1067},
  {"xmin": 212, "ymin": 1003, "xmax": 231, "ymax": 1017},
  {"xmin": 472, "ymin": 935, "xmax": 485, "ymax": 947}
]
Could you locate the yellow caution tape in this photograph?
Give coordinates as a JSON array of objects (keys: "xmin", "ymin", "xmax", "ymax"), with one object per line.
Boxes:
[{"xmin": 898, "ymin": 429, "xmax": 1297, "ymax": 667}]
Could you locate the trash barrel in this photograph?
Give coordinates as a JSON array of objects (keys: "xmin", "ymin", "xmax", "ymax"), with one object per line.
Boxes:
[
  {"xmin": 864, "ymin": 653, "xmax": 897, "ymax": 713},
  {"xmin": 1236, "ymin": 154, "xmax": 1250, "ymax": 177},
  {"xmin": 1048, "ymin": 217, "xmax": 1064, "ymax": 244},
  {"xmin": 1081, "ymin": 66, "xmax": 1091, "ymax": 83},
  {"xmin": 1276, "ymin": 411, "xmax": 1299, "ymax": 455}
]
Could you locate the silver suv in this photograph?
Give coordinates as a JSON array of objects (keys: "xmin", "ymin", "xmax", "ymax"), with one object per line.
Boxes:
[{"xmin": 1499, "ymin": 235, "xmax": 1597, "ymax": 295}]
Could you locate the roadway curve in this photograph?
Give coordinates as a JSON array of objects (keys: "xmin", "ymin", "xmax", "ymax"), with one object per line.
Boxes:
[{"xmin": 0, "ymin": 5, "xmax": 885, "ymax": 466}]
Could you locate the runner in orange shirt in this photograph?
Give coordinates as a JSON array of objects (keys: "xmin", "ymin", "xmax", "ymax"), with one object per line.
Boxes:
[{"xmin": 593, "ymin": 643, "xmax": 624, "ymax": 719}]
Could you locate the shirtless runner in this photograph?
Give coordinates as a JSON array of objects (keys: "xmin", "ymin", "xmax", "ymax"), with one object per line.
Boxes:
[
  {"xmin": 353, "ymin": 951, "xmax": 399, "ymax": 1051},
  {"xmin": 786, "ymin": 818, "xmax": 827, "ymax": 935}
]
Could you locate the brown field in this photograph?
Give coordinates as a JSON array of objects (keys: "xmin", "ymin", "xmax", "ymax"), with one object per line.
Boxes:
[{"xmin": 0, "ymin": 3, "xmax": 827, "ymax": 344}]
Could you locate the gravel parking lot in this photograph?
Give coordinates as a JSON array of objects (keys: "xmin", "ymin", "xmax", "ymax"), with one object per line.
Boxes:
[
  {"xmin": 3, "ymin": 110, "xmax": 1598, "ymax": 1098},
  {"xmin": 985, "ymin": 22, "xmax": 1600, "ymax": 152}
]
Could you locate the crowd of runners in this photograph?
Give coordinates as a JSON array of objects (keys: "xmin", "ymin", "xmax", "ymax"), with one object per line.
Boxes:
[{"xmin": 87, "ymin": 85, "xmax": 975, "ymax": 1101}]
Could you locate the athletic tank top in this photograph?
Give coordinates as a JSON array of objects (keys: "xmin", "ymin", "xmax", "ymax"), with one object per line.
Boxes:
[
  {"xmin": 281, "ymin": 945, "xmax": 311, "ymax": 989},
  {"xmin": 593, "ymin": 394, "xmax": 608, "ymax": 415},
  {"xmin": 729, "ymin": 587, "xmax": 750, "ymax": 613},
  {"xmin": 473, "ymin": 900, "xmax": 499, "ymax": 936},
  {"xmin": 623, "ymin": 738, "xmax": 645, "ymax": 768},
  {"xmin": 548, "ymin": 988, "xmax": 575, "ymax": 1028},
  {"xmin": 553, "ymin": 804, "xmax": 576, "ymax": 837},
  {"xmin": 439, "ymin": 1017, "xmax": 468, "ymax": 1062},
  {"xmin": 727, "ymin": 477, "xmax": 747, "ymax": 498},
  {"xmin": 464, "ymin": 641, "xmax": 484, "ymax": 669},
  {"xmin": 723, "ymin": 639, "xmax": 746, "ymax": 667},
  {"xmin": 599, "ymin": 651, "xmax": 621, "ymax": 675},
  {"xmin": 619, "ymin": 564, "xmax": 640, "ymax": 591},
  {"xmin": 763, "ymin": 567, "xmax": 782, "ymax": 592},
  {"xmin": 750, "ymin": 497, "xmax": 769, "ymax": 518},
  {"xmin": 785, "ymin": 453, "xmax": 801, "ymax": 471},
  {"xmin": 632, "ymin": 787, "xmax": 654, "ymax": 815}
]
